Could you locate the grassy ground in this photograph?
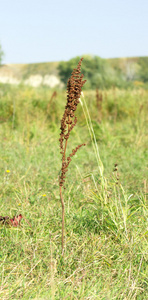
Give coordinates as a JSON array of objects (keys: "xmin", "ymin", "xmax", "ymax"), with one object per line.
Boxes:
[{"xmin": 0, "ymin": 85, "xmax": 148, "ymax": 299}]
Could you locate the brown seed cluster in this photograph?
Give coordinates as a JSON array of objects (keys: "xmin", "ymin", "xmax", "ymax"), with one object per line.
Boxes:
[{"xmin": 59, "ymin": 58, "xmax": 86, "ymax": 187}]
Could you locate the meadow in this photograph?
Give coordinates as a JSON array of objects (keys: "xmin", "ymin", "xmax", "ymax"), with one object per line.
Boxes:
[{"xmin": 0, "ymin": 84, "xmax": 147, "ymax": 299}]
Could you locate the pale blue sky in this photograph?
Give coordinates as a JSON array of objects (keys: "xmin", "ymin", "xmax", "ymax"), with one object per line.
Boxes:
[{"xmin": 0, "ymin": 0, "xmax": 148, "ymax": 64}]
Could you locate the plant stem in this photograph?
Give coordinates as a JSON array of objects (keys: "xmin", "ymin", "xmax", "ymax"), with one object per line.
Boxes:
[
  {"xmin": 60, "ymin": 185, "xmax": 65, "ymax": 255},
  {"xmin": 60, "ymin": 115, "xmax": 70, "ymax": 255}
]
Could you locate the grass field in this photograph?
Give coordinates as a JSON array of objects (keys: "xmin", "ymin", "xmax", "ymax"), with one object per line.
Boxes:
[{"xmin": 0, "ymin": 85, "xmax": 148, "ymax": 299}]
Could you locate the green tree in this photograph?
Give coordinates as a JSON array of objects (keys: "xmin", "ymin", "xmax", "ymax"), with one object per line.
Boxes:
[
  {"xmin": 58, "ymin": 55, "xmax": 114, "ymax": 89},
  {"xmin": 58, "ymin": 55, "xmax": 136, "ymax": 89}
]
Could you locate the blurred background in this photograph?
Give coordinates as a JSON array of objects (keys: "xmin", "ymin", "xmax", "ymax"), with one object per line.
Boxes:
[{"xmin": 0, "ymin": 0, "xmax": 148, "ymax": 89}]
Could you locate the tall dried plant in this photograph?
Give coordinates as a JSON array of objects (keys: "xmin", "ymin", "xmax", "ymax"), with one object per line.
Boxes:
[{"xmin": 59, "ymin": 58, "xmax": 86, "ymax": 255}]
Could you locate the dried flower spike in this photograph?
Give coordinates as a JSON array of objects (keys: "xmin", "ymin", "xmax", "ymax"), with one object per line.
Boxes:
[
  {"xmin": 59, "ymin": 58, "xmax": 86, "ymax": 255},
  {"xmin": 59, "ymin": 58, "xmax": 86, "ymax": 187}
]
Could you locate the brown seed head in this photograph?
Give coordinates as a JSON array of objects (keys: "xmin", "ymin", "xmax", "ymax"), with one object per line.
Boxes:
[{"xmin": 59, "ymin": 58, "xmax": 86, "ymax": 187}]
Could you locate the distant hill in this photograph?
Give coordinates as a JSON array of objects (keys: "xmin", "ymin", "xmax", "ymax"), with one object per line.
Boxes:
[
  {"xmin": 0, "ymin": 56, "xmax": 147, "ymax": 88},
  {"xmin": 0, "ymin": 61, "xmax": 62, "ymax": 88}
]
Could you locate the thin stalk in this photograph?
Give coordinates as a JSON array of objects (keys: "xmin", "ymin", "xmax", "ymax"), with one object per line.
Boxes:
[
  {"xmin": 60, "ymin": 185, "xmax": 65, "ymax": 255},
  {"xmin": 60, "ymin": 116, "xmax": 70, "ymax": 256}
]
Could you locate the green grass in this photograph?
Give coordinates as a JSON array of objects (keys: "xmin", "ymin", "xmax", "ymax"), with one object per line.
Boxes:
[{"xmin": 0, "ymin": 85, "xmax": 148, "ymax": 299}]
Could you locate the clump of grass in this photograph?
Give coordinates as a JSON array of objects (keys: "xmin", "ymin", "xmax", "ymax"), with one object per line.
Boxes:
[{"xmin": 59, "ymin": 58, "xmax": 86, "ymax": 255}]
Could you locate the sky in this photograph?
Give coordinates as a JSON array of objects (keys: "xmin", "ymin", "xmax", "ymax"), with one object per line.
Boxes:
[{"xmin": 0, "ymin": 0, "xmax": 148, "ymax": 64}]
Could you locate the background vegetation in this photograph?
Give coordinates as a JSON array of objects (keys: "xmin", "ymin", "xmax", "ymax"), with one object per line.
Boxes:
[
  {"xmin": 0, "ymin": 83, "xmax": 147, "ymax": 299},
  {"xmin": 0, "ymin": 49, "xmax": 148, "ymax": 90},
  {"xmin": 58, "ymin": 55, "xmax": 148, "ymax": 89}
]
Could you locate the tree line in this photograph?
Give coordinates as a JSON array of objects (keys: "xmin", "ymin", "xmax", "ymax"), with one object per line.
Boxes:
[
  {"xmin": 58, "ymin": 55, "xmax": 148, "ymax": 89},
  {"xmin": 0, "ymin": 43, "xmax": 148, "ymax": 89}
]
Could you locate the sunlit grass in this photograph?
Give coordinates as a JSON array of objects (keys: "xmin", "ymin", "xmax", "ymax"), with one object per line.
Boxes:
[{"xmin": 0, "ymin": 85, "xmax": 147, "ymax": 299}]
